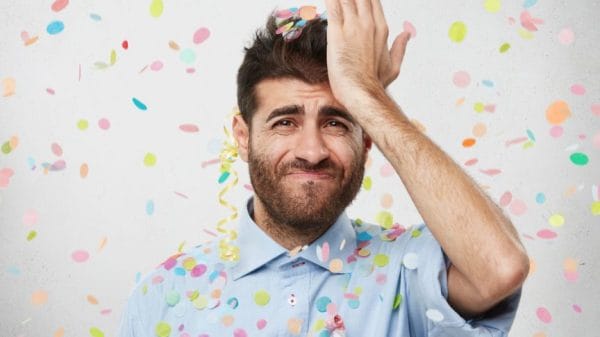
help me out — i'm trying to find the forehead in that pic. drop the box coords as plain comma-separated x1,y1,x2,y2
254,78,345,117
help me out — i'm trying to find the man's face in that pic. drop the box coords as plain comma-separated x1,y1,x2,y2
233,78,371,230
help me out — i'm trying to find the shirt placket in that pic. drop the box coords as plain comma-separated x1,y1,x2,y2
278,258,311,337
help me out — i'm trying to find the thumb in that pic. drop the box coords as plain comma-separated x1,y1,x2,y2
389,31,410,79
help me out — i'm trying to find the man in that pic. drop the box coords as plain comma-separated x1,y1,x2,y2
119,1,529,336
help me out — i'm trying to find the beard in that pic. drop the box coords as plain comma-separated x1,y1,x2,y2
248,144,366,232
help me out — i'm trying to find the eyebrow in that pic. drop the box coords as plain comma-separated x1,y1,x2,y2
265,104,356,125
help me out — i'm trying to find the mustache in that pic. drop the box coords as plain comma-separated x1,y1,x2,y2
279,159,337,174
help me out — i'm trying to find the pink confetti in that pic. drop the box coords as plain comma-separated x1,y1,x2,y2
243,184,254,191
464,158,478,166
150,61,163,71
572,304,582,313
51,0,69,12
203,229,217,237
505,136,528,146
46,88,55,95
593,132,600,150
191,264,207,277
558,28,574,45
50,159,66,171
98,118,110,130
193,27,211,44
509,199,527,216
549,126,563,138
452,71,471,88
256,319,267,330
499,191,512,207
233,329,247,337
536,307,552,323
537,229,557,239
0,168,15,187
380,163,394,177
402,21,416,38
592,103,600,117
319,242,330,262
21,210,37,227
570,84,586,95
479,168,501,176
100,309,112,315
201,158,220,168
152,275,164,284
179,124,199,133
51,142,63,156
484,104,496,113
520,10,544,32
375,273,387,285
163,257,177,270
71,250,90,263
186,68,196,74
564,271,578,282
174,191,189,199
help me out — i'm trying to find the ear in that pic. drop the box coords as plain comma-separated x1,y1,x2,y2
232,114,250,162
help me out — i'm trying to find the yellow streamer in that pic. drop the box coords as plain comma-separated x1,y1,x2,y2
216,110,241,262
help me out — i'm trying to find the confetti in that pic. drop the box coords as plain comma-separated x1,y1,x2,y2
2,77,16,97
98,118,110,130
462,138,476,147
149,0,164,18
499,42,511,53
448,22,467,43
132,97,148,110
54,327,65,337
520,10,543,31
51,0,69,12
22,209,38,226
484,0,501,13
193,28,211,44
546,100,571,125
0,168,15,188
21,31,39,46
51,142,63,156
31,289,48,305
570,152,589,166
509,198,527,215
77,119,89,130
179,49,196,64
47,21,65,35
26,230,37,241
179,124,199,133
570,84,585,95
536,307,552,323
558,27,574,45
254,290,270,306
72,250,90,263
452,71,471,88
146,200,154,215
537,229,557,239
150,61,163,71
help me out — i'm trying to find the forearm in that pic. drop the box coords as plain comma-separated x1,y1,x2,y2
349,88,529,311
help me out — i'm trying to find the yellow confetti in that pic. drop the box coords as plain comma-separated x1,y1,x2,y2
2,77,16,97
149,0,164,18
484,0,501,13
448,22,467,43
110,49,117,65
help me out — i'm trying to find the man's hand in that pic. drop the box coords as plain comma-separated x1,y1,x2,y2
325,0,410,108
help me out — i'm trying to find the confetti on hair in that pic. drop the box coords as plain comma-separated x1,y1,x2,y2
274,6,327,41
215,109,242,261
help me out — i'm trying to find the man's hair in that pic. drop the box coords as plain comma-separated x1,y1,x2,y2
236,15,329,126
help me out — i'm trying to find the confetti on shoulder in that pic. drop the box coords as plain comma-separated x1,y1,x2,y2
132,97,147,110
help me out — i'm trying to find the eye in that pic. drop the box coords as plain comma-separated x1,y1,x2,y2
325,119,348,129
273,119,295,128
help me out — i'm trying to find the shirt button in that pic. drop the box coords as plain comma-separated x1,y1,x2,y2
288,293,297,306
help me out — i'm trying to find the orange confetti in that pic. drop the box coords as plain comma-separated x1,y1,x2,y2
54,327,65,337
455,97,465,106
168,40,180,50
87,294,99,305
211,289,221,299
472,123,487,137
98,236,107,251
2,77,16,97
545,100,571,125
9,135,19,149
299,6,317,20
462,138,476,147
564,258,578,272
31,289,48,305
80,163,89,178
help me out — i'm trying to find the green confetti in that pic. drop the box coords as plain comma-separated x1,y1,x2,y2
376,211,393,229
411,229,422,238
393,294,403,309
1,141,11,154
570,152,589,166
89,327,105,337
499,42,511,53
362,176,372,190
27,230,37,241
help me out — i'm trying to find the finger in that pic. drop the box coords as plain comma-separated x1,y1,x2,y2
370,0,386,23
389,32,410,78
355,0,373,18
325,0,344,26
339,0,358,22
370,0,389,61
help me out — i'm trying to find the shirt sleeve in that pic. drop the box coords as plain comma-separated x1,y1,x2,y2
403,224,522,337
117,287,146,337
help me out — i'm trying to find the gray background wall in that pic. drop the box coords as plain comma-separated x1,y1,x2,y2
1,0,599,336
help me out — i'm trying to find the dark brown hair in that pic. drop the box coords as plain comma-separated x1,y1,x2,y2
236,15,329,126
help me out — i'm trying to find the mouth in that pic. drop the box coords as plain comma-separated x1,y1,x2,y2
286,170,335,180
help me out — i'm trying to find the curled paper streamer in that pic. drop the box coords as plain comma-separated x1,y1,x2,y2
216,111,241,262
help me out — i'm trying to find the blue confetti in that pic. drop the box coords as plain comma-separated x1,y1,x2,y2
89,13,102,21
47,20,65,35
357,231,373,242
146,200,154,215
135,271,142,283
536,193,546,204
218,171,230,184
526,129,536,142
132,97,148,111
523,0,538,8
482,79,494,88
6,265,21,276
174,267,186,276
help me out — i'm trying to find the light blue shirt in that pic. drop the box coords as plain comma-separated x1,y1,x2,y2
119,198,521,337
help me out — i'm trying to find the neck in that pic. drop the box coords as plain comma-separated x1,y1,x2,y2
251,197,332,250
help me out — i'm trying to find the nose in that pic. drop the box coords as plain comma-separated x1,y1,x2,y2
293,125,330,165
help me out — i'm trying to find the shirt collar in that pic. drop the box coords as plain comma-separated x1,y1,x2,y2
229,197,357,280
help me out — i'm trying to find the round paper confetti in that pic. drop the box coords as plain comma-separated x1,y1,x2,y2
499,191,512,207
72,250,90,263
80,163,89,178
373,254,389,267
132,97,148,111
548,214,565,227
545,100,571,125
257,319,267,330
54,327,65,337
150,0,164,18
499,42,510,53
89,327,105,337
448,22,467,43
179,124,199,133
380,193,393,209
472,123,487,137
155,322,171,337
51,142,63,156
180,49,196,64
569,152,588,166
484,0,501,13
570,84,586,95
536,307,552,323
254,290,270,306
315,296,331,312
77,119,89,130
31,289,48,305
98,118,110,130
47,21,65,35
558,28,574,45
287,318,302,335
376,211,393,228
549,125,563,138
150,61,163,71
193,27,211,44
51,0,69,12
537,229,557,239
453,70,471,87
233,329,247,337
509,198,527,216
22,209,38,226
591,103,600,116
144,153,157,167
329,258,343,272
402,253,419,269
591,201,600,216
